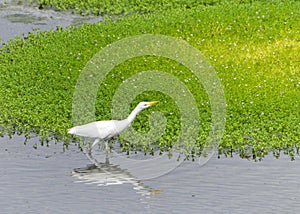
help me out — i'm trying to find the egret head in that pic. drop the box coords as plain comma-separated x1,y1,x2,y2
138,101,159,111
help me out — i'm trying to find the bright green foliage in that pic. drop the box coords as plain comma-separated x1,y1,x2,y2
33,0,271,15
0,1,299,159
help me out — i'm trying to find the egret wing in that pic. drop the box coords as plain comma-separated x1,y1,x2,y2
68,121,114,139
68,119,131,139
94,120,118,139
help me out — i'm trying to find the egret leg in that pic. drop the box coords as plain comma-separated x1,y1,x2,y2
91,138,100,149
105,141,110,164
86,139,100,166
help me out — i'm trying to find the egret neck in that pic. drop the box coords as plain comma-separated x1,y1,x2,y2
127,105,143,123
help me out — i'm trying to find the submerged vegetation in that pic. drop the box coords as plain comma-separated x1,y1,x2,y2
0,0,299,160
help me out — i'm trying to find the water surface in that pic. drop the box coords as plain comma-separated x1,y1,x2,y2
1,135,300,213
0,0,103,45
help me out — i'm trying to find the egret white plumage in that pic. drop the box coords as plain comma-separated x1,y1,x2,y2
68,101,159,163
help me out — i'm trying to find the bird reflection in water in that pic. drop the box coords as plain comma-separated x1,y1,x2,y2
71,162,162,197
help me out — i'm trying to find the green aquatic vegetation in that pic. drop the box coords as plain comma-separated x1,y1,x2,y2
0,1,299,159
30,0,264,15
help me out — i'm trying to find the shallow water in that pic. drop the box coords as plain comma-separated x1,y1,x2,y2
1,135,300,213
0,0,103,45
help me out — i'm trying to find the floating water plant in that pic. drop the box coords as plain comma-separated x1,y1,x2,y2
0,0,299,160
33,0,252,16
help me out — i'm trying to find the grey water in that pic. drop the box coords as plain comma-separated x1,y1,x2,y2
1,134,300,213
1,2,300,213
0,0,104,45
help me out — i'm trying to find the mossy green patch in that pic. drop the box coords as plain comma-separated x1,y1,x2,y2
33,0,242,15
0,1,299,159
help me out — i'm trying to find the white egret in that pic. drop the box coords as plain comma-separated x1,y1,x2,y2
68,101,159,163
